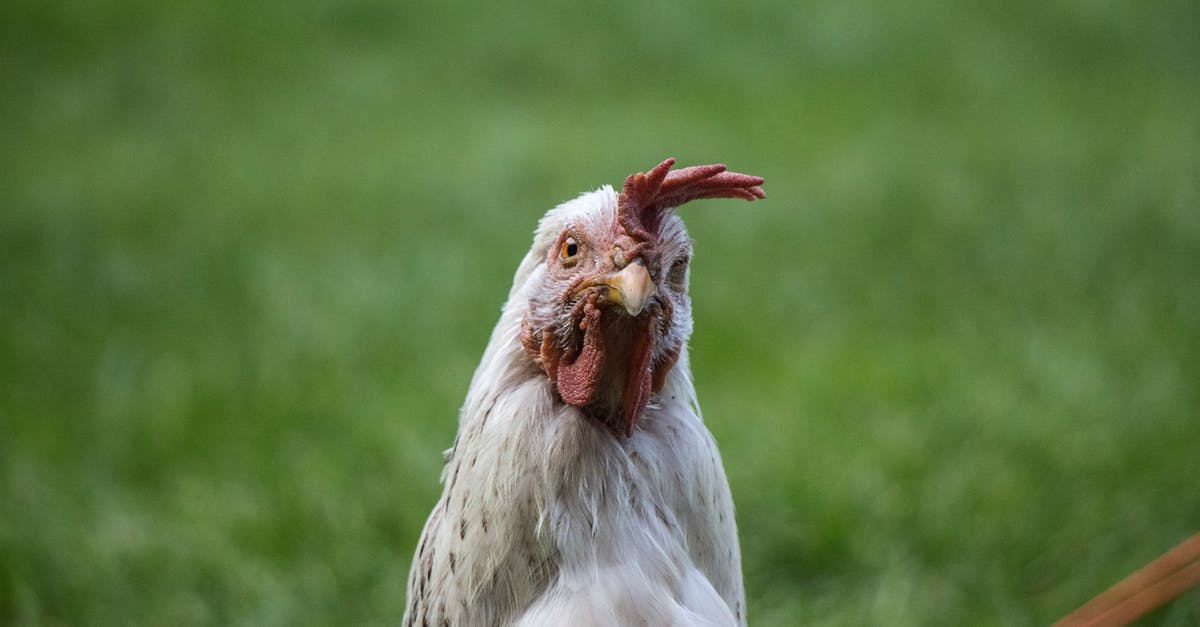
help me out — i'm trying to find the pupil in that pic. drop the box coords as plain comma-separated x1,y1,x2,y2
566,242,578,257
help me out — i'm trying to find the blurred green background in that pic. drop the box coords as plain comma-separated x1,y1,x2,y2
2,0,1198,624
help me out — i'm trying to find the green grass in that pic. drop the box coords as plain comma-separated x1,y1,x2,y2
2,1,1198,624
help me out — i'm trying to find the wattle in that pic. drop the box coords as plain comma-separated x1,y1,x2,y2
555,302,660,437
556,302,605,408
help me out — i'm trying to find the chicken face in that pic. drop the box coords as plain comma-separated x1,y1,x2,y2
521,158,764,438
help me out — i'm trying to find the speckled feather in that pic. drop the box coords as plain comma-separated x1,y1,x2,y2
404,162,761,626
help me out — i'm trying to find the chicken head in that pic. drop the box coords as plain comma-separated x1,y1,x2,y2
520,158,765,437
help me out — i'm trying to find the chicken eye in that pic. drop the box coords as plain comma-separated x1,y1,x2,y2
667,257,689,290
560,237,580,265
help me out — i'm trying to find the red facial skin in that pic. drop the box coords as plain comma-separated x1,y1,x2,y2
522,159,764,437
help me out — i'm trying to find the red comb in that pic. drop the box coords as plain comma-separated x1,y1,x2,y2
617,158,765,238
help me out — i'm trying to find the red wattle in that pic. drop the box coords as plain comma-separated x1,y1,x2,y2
556,302,604,408
622,310,658,437
554,301,660,438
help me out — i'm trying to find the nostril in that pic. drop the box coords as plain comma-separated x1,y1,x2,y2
612,246,627,268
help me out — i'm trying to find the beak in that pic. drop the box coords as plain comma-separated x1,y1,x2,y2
577,260,658,316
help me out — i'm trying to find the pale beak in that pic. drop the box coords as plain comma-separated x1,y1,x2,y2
573,260,658,316
599,260,657,316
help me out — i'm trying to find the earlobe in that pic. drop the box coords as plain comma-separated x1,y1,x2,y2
539,325,561,381
520,317,548,373
520,313,569,384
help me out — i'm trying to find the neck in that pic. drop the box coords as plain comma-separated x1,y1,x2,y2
423,277,713,622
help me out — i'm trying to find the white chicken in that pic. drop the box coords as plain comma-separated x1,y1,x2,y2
404,158,765,626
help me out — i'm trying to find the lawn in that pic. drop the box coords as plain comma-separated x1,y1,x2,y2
2,1,1198,624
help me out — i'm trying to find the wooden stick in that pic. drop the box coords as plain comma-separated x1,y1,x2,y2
1055,532,1200,627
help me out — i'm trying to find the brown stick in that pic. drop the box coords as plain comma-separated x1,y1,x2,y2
1054,532,1200,627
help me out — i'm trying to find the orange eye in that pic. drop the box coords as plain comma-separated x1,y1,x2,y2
560,237,580,262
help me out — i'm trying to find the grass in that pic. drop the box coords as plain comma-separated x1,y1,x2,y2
2,0,1198,624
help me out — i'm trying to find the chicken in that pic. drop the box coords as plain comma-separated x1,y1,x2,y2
404,158,765,627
